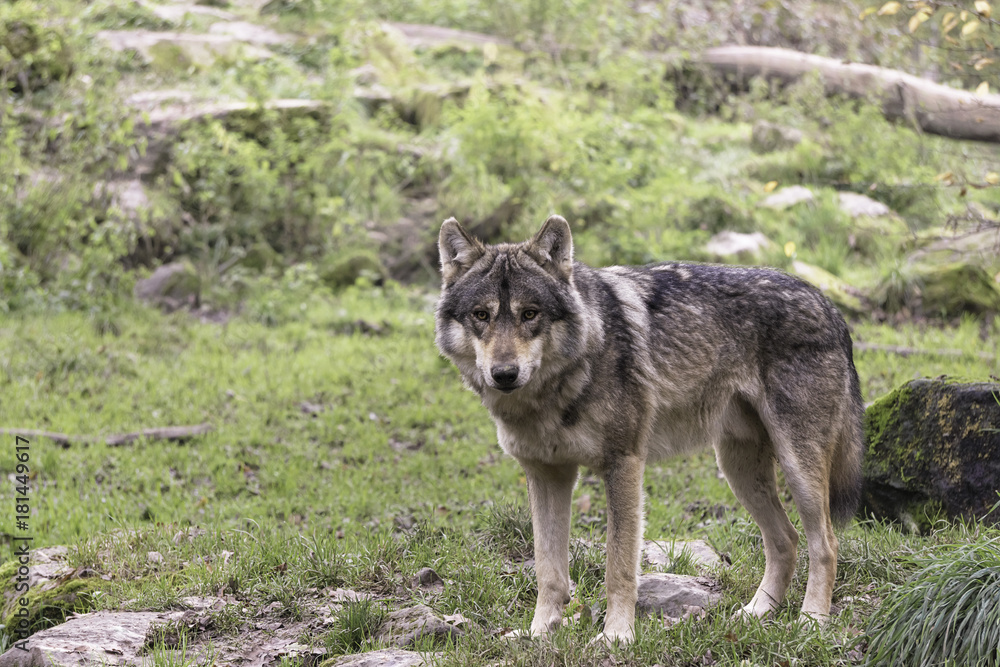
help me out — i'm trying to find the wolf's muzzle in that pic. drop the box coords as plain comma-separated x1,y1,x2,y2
491,364,520,391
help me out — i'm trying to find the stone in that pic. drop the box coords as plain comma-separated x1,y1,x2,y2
374,605,463,648
0,611,181,667
862,379,1000,531
789,261,867,316
837,192,891,218
410,567,443,589
705,231,775,261
134,261,201,310
0,547,102,637
643,539,724,572
207,20,290,45
909,226,1000,275
750,120,803,154
760,185,814,210
875,261,1000,318
329,649,431,667
635,574,722,621
96,30,273,70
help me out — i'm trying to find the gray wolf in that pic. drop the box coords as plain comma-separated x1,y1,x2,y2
435,215,864,643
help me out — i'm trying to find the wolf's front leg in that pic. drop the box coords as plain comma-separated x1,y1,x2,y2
599,455,645,644
520,460,578,637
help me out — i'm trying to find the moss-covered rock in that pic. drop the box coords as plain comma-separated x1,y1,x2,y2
789,260,867,317
1,577,100,637
875,261,1000,319
861,378,1000,531
750,120,803,154
0,547,101,638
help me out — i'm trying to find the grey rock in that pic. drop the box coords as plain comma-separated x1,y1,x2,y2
704,231,774,260
96,30,274,69
134,261,201,310
375,605,463,648
411,567,443,589
751,120,803,153
636,573,722,620
0,611,182,667
207,21,290,45
643,539,724,572
837,192,891,218
760,185,814,210
332,649,432,667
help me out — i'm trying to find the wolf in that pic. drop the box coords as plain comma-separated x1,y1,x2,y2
435,214,864,643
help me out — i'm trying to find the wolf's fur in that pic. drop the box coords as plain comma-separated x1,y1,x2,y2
435,215,864,643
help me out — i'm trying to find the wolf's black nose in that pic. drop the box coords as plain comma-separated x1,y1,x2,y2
491,365,519,387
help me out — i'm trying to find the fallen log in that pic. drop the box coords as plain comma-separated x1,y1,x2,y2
696,45,1000,143
0,424,213,447
853,341,995,362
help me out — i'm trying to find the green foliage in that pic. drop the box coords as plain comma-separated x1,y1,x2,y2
0,1,74,93
166,109,406,262
866,536,1000,667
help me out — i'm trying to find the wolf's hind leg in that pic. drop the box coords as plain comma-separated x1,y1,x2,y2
715,437,798,618
521,460,578,637
779,460,838,622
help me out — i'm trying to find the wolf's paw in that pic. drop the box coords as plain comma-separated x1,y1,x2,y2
732,591,781,622
731,605,769,623
589,627,634,647
797,610,831,627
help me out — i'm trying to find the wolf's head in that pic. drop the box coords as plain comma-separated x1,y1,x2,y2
435,215,588,397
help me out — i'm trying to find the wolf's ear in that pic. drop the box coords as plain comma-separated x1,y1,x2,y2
528,215,573,281
439,217,485,284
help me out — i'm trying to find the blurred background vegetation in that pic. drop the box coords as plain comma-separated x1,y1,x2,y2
1,0,998,323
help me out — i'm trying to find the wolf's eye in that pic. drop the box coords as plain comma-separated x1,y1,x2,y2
473,310,489,321
522,310,537,321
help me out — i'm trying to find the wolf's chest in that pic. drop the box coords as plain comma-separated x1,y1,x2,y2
493,411,608,468
489,392,721,469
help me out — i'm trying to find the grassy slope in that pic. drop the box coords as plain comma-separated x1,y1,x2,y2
2,0,1000,664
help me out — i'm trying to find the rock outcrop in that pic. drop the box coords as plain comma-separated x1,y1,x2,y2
862,378,1000,531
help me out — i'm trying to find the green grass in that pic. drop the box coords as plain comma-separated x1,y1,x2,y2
1,282,998,664
865,535,1000,667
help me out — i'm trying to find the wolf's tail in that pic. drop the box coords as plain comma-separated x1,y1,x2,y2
829,339,866,527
